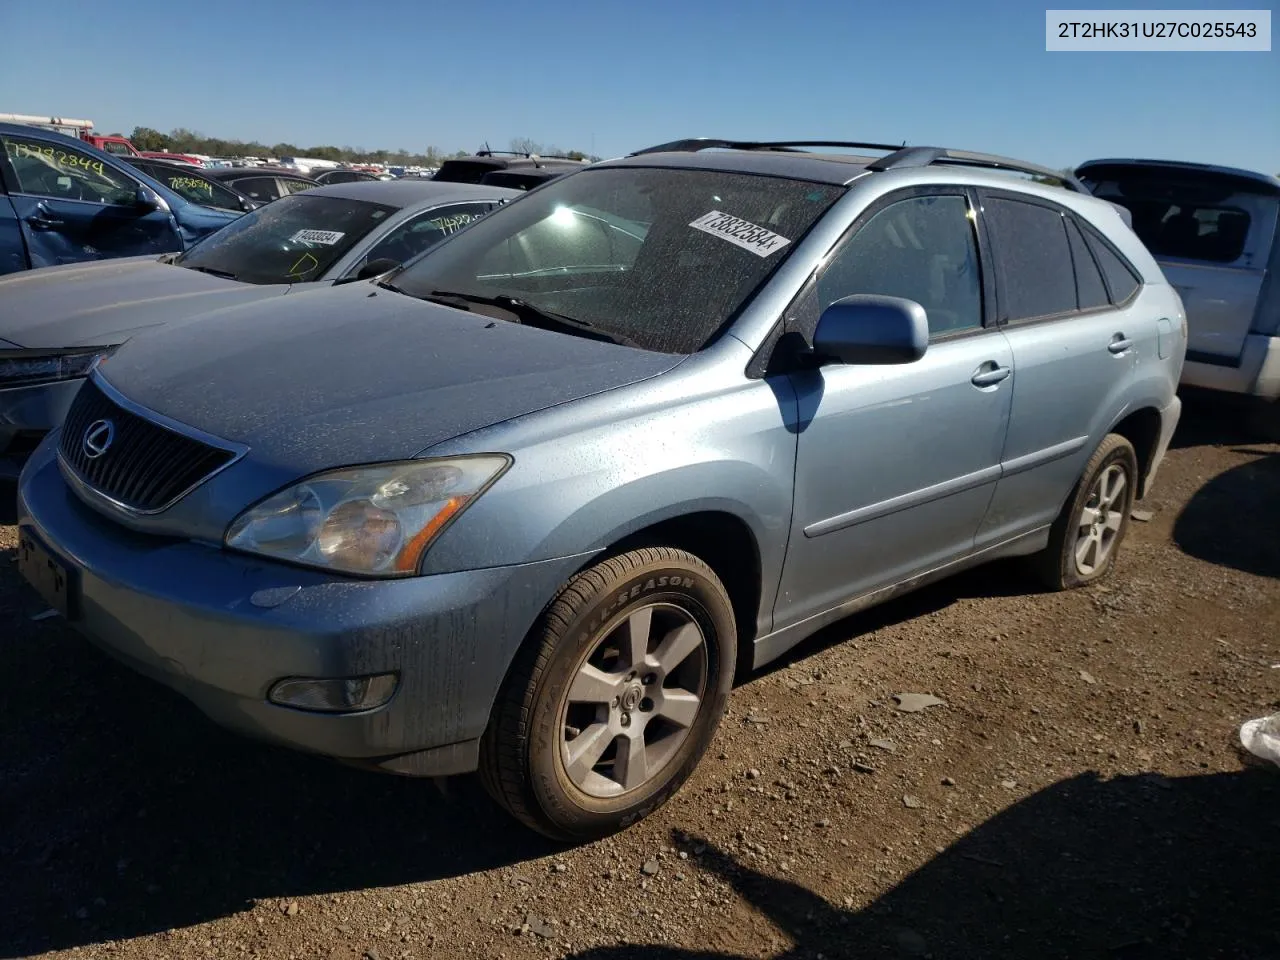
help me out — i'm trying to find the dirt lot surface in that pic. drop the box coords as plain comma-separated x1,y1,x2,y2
2,392,1278,960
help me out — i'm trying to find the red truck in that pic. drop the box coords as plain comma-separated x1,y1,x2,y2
0,113,203,165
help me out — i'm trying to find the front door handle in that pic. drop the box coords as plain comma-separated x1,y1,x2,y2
25,208,64,229
1108,334,1133,354
971,364,1011,388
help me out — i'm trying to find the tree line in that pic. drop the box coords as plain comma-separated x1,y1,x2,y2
123,128,600,165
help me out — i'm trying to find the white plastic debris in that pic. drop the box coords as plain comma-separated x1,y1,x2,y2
1239,713,1280,769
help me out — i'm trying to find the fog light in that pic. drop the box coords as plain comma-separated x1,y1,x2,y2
268,673,398,713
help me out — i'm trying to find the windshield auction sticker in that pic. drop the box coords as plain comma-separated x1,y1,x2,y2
689,211,791,257
288,229,345,245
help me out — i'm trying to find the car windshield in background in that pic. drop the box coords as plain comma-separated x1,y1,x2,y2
174,194,396,284
135,163,247,212
389,167,843,354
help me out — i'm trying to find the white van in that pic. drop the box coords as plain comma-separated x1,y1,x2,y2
1077,159,1280,401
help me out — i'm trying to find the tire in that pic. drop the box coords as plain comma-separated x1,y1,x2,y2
479,547,737,842
1031,433,1139,591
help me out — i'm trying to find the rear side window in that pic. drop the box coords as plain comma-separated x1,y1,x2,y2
231,176,280,202
1065,218,1109,310
1082,225,1142,304
984,196,1076,321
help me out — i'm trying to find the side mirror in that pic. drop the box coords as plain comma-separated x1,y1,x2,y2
812,294,929,365
239,197,257,212
355,257,402,281
135,186,161,211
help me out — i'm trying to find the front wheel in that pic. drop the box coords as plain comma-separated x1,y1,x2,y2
1032,433,1138,591
479,547,737,841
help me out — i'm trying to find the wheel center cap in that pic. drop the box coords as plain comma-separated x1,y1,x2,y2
621,685,643,711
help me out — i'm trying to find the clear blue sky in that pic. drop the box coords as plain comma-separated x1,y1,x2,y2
5,0,1277,172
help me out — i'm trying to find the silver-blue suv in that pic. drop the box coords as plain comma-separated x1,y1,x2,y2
16,138,1186,840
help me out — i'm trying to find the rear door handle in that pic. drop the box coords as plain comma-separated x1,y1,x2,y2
970,364,1011,388
1108,334,1133,354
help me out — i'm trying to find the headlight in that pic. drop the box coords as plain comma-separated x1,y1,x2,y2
0,346,116,389
224,455,511,577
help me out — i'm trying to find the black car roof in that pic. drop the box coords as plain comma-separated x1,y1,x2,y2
205,167,317,181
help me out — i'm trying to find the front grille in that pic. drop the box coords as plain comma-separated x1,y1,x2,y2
59,379,236,513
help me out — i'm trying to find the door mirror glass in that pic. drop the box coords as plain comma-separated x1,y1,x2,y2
813,294,929,365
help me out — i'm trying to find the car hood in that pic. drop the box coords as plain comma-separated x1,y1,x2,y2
97,282,684,475
0,256,288,348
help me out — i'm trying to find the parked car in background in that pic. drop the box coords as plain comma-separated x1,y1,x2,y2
1077,158,1280,401
15,137,1184,840
433,150,587,185
203,166,321,204
479,164,577,191
311,169,381,186
121,156,259,213
0,122,240,276
0,179,518,475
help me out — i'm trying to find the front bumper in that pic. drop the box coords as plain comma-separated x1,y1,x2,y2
17,442,590,776
0,377,84,469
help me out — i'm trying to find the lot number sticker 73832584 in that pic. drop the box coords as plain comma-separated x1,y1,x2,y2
689,210,791,258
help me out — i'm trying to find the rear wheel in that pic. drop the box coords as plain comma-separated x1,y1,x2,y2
1032,433,1138,591
479,547,736,841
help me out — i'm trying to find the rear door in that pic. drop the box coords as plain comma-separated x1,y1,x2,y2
0,132,178,267
1078,164,1278,365
976,190,1147,545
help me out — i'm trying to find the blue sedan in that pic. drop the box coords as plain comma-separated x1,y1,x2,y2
0,122,240,275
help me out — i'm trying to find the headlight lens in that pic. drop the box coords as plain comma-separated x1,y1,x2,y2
0,347,116,388
224,455,510,576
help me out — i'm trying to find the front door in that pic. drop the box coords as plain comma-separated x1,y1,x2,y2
774,189,1013,631
0,133,178,268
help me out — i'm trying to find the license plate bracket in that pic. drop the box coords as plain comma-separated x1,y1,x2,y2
17,526,80,620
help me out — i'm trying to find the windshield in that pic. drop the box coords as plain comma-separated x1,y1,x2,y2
175,194,396,284
390,167,842,353
140,164,247,212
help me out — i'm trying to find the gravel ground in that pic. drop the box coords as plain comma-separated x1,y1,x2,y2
1,391,1277,960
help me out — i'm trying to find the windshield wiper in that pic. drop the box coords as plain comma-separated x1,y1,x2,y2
422,290,639,347
182,264,238,280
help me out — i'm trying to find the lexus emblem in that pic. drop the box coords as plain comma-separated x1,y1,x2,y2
82,419,115,459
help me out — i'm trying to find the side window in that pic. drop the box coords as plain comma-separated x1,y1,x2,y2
232,177,281,202
102,141,134,156
983,196,1076,322
361,202,493,267
1065,218,1109,310
2,136,137,206
817,194,983,337
279,178,318,195
1082,226,1142,305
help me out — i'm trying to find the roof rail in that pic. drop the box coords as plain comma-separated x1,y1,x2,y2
869,147,1088,192
629,138,907,157
628,138,1087,192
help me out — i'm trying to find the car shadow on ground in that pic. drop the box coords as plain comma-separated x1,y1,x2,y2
568,768,1280,959
1169,388,1279,449
1173,450,1280,579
